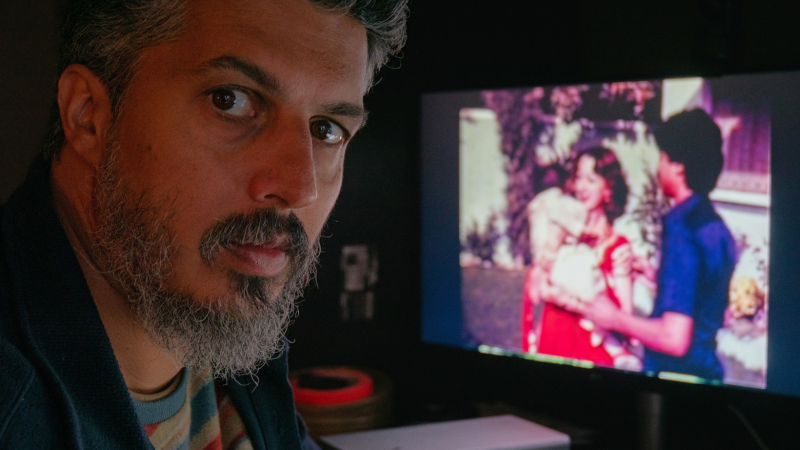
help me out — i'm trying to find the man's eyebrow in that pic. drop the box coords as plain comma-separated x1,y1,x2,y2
194,55,368,126
321,102,369,127
193,55,283,95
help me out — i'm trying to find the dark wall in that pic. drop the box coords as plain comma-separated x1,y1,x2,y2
0,0,63,203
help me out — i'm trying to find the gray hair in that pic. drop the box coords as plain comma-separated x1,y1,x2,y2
42,0,409,162
309,0,409,77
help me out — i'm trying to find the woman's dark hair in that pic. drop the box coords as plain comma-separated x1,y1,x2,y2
574,147,629,223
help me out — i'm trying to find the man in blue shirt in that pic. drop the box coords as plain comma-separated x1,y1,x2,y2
581,109,736,381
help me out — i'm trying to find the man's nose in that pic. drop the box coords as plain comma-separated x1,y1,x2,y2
246,118,318,210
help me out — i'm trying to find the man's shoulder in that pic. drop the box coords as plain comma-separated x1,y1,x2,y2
0,337,63,447
219,346,322,450
0,206,65,446
686,199,734,246
0,337,36,416
684,196,725,230
671,198,735,277
694,216,734,244
677,197,731,243
0,203,17,345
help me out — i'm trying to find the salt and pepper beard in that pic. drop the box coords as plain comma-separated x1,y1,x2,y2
91,141,320,379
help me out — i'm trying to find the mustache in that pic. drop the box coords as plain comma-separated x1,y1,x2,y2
199,209,309,266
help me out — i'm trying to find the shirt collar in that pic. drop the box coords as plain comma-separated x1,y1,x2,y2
665,193,702,224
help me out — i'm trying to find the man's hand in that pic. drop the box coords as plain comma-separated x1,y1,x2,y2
580,294,620,330
584,298,694,357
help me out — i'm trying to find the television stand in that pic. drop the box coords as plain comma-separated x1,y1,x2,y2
637,391,664,450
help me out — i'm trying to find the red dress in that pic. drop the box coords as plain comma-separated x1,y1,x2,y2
520,268,538,354
528,234,631,366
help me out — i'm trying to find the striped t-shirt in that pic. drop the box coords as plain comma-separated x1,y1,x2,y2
130,368,252,450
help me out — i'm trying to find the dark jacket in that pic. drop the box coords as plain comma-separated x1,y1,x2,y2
0,157,318,449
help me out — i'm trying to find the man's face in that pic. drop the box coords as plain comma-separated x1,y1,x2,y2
90,0,368,374
657,151,682,199
108,0,367,302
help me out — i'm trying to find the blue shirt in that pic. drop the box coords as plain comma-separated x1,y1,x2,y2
644,194,736,381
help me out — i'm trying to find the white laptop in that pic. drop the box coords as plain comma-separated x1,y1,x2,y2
319,414,571,450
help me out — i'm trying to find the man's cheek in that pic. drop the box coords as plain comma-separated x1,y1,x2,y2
299,193,339,243
317,161,344,205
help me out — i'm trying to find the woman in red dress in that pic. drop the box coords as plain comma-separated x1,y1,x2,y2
522,147,634,367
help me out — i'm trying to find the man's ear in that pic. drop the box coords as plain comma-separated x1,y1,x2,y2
57,64,113,168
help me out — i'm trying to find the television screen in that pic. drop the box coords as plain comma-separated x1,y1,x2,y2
422,72,798,395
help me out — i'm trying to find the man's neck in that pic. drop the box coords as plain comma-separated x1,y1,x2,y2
50,152,183,395
670,185,694,206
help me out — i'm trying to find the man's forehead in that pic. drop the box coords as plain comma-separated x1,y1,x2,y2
187,0,368,63
181,0,370,94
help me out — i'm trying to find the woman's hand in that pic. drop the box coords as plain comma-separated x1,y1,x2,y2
539,278,584,312
632,254,657,290
524,266,544,305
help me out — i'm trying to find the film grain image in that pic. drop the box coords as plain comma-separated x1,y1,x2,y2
460,77,770,388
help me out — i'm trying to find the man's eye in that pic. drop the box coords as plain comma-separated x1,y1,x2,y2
310,119,345,144
211,88,254,117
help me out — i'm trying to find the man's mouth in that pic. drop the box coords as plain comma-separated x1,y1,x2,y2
225,241,289,278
